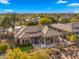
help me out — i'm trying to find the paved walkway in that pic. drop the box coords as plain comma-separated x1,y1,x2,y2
32,43,58,49
0,54,5,59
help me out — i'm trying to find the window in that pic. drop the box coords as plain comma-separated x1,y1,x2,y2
74,27,79,29
73,32,79,34
17,39,20,44
23,40,25,44
25,40,29,44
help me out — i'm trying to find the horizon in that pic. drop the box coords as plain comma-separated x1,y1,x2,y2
0,0,79,13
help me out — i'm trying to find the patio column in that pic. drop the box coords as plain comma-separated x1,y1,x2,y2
61,35,63,40
20,39,23,45
39,38,41,45
29,38,32,44
58,36,62,41
53,36,56,43
44,38,46,47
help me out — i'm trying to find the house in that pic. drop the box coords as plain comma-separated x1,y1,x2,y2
14,25,64,48
14,22,79,48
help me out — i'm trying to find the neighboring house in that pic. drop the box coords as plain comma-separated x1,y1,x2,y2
32,17,40,22
50,22,79,38
25,17,40,23
25,18,31,22
63,15,71,19
0,29,10,39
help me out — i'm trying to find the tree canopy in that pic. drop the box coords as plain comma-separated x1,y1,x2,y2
6,48,49,59
0,42,8,53
39,17,52,25
0,15,11,29
70,34,77,42
70,18,79,23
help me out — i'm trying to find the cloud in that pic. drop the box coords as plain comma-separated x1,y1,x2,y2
74,9,79,13
46,7,52,10
68,3,79,7
75,10,79,13
0,0,10,4
3,9,14,13
0,9,14,13
56,0,68,4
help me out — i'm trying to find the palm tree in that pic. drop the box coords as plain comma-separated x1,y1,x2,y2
9,13,19,30
8,13,19,48
0,15,10,39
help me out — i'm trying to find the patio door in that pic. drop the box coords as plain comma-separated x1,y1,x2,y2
31,37,42,45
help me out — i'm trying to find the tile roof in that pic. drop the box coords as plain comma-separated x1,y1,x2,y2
50,23,73,32
15,25,64,39
25,26,42,33
43,27,63,37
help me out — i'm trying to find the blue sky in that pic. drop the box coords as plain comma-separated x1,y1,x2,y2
0,0,79,13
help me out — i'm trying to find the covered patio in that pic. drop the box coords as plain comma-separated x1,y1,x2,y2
31,28,64,49
32,36,64,49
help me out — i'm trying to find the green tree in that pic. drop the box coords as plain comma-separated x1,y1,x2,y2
0,43,8,53
8,13,19,30
1,13,19,30
26,21,38,26
59,18,70,23
39,17,52,25
17,21,26,26
1,15,10,29
47,16,57,23
70,34,77,42
1,13,19,48
70,18,79,23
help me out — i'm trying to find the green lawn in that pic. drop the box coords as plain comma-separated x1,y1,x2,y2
17,44,33,52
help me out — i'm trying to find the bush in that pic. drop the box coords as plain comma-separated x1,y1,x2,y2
26,21,38,26
6,48,30,59
0,43,8,53
6,48,49,59
58,44,65,51
71,46,76,48
69,34,77,42
31,49,49,59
